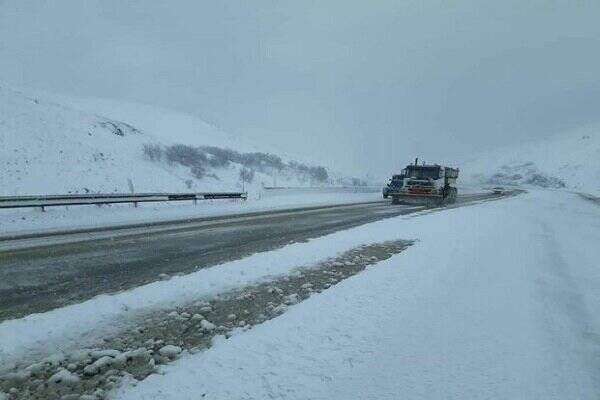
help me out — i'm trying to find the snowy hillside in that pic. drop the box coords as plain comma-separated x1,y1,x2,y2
459,127,600,196
0,86,363,197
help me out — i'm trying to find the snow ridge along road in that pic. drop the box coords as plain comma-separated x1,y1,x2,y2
0,240,414,399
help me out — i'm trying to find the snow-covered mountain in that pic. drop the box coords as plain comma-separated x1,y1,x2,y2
458,127,600,196
0,86,363,197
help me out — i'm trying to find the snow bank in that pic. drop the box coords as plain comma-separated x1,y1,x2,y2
113,191,600,399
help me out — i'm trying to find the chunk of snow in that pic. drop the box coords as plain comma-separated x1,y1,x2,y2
83,356,114,376
47,369,80,386
191,314,204,321
90,349,121,359
41,353,65,366
0,370,30,383
25,362,46,375
158,345,182,359
200,320,216,332
283,294,299,305
67,349,92,362
198,306,212,313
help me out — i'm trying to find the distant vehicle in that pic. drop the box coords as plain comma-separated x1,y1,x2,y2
389,158,459,206
492,186,505,195
382,174,405,198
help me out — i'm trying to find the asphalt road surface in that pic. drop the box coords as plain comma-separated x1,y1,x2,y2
0,193,504,321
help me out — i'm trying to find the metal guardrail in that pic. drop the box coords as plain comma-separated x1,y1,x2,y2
0,192,247,211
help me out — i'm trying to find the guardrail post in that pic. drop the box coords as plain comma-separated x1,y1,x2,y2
40,205,45,212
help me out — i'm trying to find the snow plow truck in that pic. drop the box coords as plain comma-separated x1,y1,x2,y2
389,158,459,206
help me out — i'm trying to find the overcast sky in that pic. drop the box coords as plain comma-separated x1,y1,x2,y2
1,0,599,177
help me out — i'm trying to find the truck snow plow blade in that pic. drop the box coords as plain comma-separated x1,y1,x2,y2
390,191,457,206
390,193,441,206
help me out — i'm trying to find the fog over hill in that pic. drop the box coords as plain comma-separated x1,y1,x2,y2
2,1,600,178
458,127,600,196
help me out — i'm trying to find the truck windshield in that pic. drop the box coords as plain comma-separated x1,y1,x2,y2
406,167,440,179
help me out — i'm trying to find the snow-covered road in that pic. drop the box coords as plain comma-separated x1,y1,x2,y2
113,190,600,399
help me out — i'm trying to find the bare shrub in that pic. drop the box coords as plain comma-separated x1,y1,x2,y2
190,165,206,179
164,144,210,180
201,146,286,173
239,167,255,184
201,146,232,168
163,143,330,184
202,146,241,164
143,144,163,161
288,160,308,174
309,166,328,182
165,144,207,166
241,152,285,172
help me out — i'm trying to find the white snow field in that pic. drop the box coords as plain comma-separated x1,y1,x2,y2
1,191,598,399
110,190,599,400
